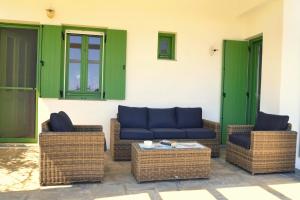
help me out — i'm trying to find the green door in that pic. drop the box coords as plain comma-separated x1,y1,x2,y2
247,37,263,124
0,26,39,143
221,40,249,144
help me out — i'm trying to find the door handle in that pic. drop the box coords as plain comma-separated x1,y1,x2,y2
223,92,226,98
246,92,249,98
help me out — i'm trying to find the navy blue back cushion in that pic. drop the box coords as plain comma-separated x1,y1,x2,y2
148,108,177,128
176,107,203,128
58,111,75,131
254,112,289,131
118,105,148,128
50,113,74,132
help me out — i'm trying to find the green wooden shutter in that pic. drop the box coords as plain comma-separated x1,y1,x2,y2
247,37,263,124
104,29,126,100
39,25,62,98
221,40,249,144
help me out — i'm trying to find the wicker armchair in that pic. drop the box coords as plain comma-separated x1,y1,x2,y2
40,120,105,185
110,118,220,161
226,124,297,175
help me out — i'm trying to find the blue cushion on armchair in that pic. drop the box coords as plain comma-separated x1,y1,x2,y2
176,107,203,128
148,108,177,128
229,133,251,149
118,105,148,128
254,112,289,131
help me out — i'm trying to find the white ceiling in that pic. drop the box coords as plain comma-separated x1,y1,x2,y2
233,0,275,16
40,0,275,19
195,0,275,17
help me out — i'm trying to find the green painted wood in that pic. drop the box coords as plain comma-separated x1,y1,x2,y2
221,40,249,144
0,89,36,140
104,29,127,100
158,32,175,60
64,33,103,100
0,24,39,143
247,37,263,124
40,25,62,98
0,27,37,88
0,30,8,86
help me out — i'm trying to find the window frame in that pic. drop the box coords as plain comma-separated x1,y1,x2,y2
157,32,176,60
63,29,105,100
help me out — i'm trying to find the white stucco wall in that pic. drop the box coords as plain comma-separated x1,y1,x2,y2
0,0,242,147
236,0,300,169
238,0,283,114
1,1,298,169
280,0,300,169
237,0,300,169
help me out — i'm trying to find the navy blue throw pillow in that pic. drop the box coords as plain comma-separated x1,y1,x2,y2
58,111,75,131
254,112,289,131
176,107,203,128
50,112,75,132
118,105,148,128
50,113,68,132
148,108,177,128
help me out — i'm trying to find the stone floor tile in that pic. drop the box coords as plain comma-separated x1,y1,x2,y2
1,146,300,200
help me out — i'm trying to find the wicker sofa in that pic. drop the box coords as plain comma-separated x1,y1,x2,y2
226,112,297,175
40,120,105,185
110,106,220,160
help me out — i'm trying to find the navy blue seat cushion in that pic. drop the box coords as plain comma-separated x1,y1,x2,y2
58,111,75,131
118,105,148,128
148,108,177,128
229,133,251,149
120,128,154,140
150,128,186,139
184,128,216,139
176,107,203,128
254,112,289,131
50,113,74,132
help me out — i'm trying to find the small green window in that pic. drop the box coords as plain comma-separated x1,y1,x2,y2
158,32,175,60
65,31,104,100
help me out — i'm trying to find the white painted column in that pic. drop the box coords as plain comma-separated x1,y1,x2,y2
280,0,300,169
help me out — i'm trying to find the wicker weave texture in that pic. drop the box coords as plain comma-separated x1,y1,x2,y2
111,118,220,161
226,124,297,174
40,121,104,185
131,143,211,182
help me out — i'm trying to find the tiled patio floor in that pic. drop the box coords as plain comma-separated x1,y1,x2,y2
0,145,300,200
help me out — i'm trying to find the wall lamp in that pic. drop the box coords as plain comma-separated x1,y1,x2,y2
46,9,55,19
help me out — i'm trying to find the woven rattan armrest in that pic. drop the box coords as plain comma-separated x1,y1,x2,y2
251,130,297,136
39,131,104,149
111,118,121,141
203,119,220,142
203,119,220,131
41,120,103,132
40,131,103,136
250,130,297,149
74,125,103,132
228,125,254,135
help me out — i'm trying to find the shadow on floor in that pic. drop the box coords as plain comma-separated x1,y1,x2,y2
1,147,300,200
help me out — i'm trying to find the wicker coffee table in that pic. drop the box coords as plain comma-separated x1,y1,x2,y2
131,142,211,183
